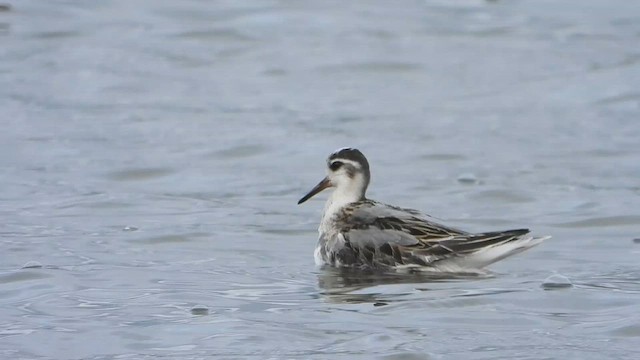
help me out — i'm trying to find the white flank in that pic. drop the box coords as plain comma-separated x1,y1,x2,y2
313,245,325,266
430,235,551,272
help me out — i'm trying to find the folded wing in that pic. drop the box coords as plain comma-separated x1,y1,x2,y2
338,201,539,268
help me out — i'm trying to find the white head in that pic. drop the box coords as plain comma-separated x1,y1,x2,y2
298,148,371,205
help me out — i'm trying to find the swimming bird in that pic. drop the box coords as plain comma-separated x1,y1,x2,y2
298,148,549,271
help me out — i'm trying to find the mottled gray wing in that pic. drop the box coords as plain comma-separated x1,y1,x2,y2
344,200,467,240
335,201,468,266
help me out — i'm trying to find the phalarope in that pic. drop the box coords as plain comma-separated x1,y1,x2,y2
298,148,549,271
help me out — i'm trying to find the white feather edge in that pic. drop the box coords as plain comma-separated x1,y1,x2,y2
424,235,551,273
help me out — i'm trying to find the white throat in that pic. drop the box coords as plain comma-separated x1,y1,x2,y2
320,177,366,227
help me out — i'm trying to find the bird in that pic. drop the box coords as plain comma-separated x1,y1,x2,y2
297,147,549,272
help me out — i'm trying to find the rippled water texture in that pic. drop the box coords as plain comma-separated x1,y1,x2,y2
2,1,640,359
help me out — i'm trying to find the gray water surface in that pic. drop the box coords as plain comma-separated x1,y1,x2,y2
2,1,640,359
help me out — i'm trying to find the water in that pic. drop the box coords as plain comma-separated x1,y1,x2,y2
1,0,639,359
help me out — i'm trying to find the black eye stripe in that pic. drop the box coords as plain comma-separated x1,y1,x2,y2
329,161,343,171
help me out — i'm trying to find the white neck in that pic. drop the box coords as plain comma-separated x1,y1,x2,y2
321,182,365,227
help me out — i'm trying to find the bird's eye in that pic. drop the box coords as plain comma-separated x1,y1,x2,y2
329,161,343,171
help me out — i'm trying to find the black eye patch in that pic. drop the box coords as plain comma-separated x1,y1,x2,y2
329,161,343,171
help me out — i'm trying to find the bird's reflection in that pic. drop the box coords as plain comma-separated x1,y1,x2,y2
317,266,490,305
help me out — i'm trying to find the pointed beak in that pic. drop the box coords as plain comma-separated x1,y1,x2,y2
297,177,332,204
